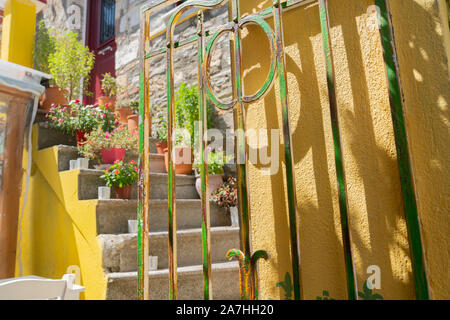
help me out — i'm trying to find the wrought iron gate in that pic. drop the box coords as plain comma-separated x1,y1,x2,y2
138,0,430,300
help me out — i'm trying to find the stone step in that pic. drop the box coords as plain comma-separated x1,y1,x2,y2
54,145,165,173
78,169,198,200
106,261,240,300
99,226,240,272
95,199,231,234
36,123,159,153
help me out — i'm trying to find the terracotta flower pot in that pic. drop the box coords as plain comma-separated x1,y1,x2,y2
75,130,90,146
163,146,193,175
114,185,132,200
100,148,126,164
195,174,224,198
156,141,168,155
115,107,133,123
97,96,116,111
40,86,68,110
127,114,139,133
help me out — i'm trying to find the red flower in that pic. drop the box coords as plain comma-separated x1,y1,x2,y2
75,99,80,103
134,167,139,173
105,168,109,173
83,101,86,104
105,104,110,109
129,160,135,165
114,159,121,164
114,169,120,175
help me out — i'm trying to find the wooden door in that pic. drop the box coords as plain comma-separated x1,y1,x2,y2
86,0,116,104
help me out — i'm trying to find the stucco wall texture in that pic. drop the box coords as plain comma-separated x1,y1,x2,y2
237,0,449,300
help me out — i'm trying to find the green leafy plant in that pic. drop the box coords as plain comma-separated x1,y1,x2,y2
316,290,336,300
276,272,294,300
34,20,55,75
194,146,229,175
46,100,117,135
129,100,139,114
174,82,212,147
358,281,384,300
155,112,167,142
211,176,237,208
101,73,118,97
100,160,139,188
78,126,138,161
48,31,95,101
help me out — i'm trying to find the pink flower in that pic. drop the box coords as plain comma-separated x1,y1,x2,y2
58,119,64,123
83,101,86,104
52,116,57,121
101,114,106,119
105,104,110,109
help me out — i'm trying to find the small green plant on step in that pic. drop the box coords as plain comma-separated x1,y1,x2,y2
100,160,138,188
101,73,119,97
358,280,384,300
276,272,294,300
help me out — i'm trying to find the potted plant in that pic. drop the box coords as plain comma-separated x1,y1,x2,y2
115,99,134,124
127,100,141,133
34,20,68,110
164,130,194,175
46,100,117,146
154,112,167,154
162,83,212,174
79,125,138,164
211,176,238,208
193,146,228,197
98,73,118,110
100,160,138,199
48,30,95,102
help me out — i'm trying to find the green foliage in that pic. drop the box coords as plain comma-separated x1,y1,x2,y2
78,126,138,161
130,100,139,114
100,160,138,188
101,73,118,97
194,147,229,175
174,82,212,147
155,112,167,141
316,290,336,300
276,272,294,300
46,101,117,135
34,20,55,75
358,281,384,300
48,31,95,101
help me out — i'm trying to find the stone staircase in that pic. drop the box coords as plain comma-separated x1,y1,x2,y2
35,122,241,300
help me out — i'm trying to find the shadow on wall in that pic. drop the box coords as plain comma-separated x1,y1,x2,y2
240,0,448,299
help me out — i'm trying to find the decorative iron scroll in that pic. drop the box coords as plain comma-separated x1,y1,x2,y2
138,0,429,300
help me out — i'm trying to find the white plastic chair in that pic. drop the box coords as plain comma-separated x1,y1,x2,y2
0,274,85,300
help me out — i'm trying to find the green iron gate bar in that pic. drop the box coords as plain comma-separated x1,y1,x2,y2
137,0,430,300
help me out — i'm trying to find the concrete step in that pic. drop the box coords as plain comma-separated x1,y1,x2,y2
95,199,231,234
37,123,76,150
106,261,240,300
36,123,159,153
78,169,198,200
54,145,165,173
99,226,240,272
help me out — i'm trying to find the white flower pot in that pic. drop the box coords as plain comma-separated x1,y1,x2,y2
98,187,111,200
195,174,224,198
69,160,77,170
128,220,138,233
77,158,89,170
149,256,158,271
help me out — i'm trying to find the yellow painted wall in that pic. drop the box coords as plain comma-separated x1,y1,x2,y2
16,126,107,300
238,0,449,300
1,0,37,67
